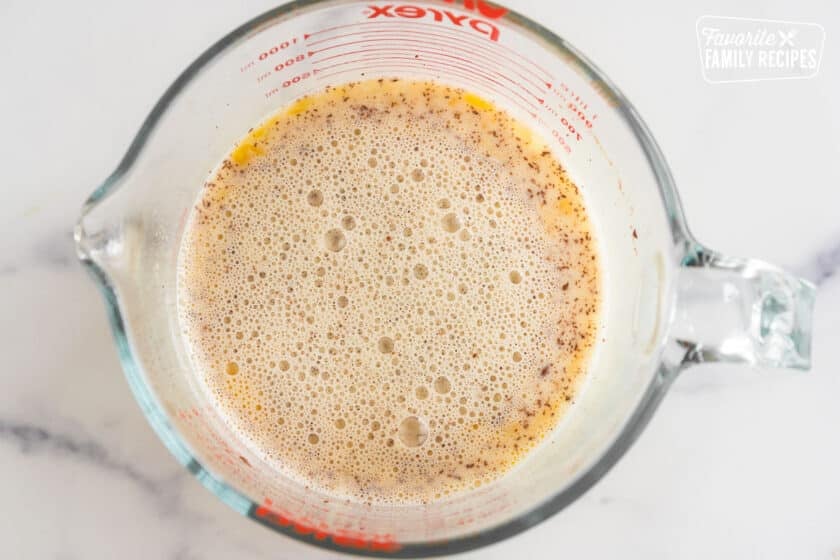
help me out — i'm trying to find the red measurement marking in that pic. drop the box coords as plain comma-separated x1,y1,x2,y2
365,4,501,41
314,61,538,119
315,55,539,110
305,20,553,82
554,82,591,106
254,499,401,553
308,32,547,92
559,116,582,141
257,36,299,61
312,45,542,103
273,53,306,73
442,0,509,19
566,100,596,129
241,36,302,73
176,408,258,485
261,72,313,97
556,83,589,110
287,71,311,85
551,82,598,129
551,129,572,154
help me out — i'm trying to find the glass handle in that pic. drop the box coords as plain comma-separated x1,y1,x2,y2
669,245,816,371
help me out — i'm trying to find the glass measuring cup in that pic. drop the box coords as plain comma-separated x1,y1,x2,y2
74,0,816,556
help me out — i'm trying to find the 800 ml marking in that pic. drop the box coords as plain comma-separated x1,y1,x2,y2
275,54,306,73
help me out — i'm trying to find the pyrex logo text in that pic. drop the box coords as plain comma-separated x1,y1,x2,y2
367,5,501,42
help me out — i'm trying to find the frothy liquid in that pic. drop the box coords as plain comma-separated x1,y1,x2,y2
178,79,600,504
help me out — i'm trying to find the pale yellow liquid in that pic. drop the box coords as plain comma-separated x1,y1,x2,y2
178,79,600,504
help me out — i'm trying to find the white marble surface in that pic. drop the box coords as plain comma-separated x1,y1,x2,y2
2,0,839,558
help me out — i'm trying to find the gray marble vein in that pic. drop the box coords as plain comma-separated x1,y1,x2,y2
0,230,76,274
799,234,840,287
171,545,204,560
32,230,76,268
0,417,185,512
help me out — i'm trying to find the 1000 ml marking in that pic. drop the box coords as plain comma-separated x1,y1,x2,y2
241,36,301,72
259,37,299,61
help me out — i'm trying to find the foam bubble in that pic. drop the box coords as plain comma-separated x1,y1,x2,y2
324,229,346,252
441,213,461,233
341,216,356,230
398,416,428,447
307,190,324,207
433,376,451,394
378,337,395,354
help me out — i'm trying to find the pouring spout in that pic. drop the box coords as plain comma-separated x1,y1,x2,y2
74,175,127,267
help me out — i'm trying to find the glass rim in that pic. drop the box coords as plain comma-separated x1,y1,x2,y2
75,0,693,556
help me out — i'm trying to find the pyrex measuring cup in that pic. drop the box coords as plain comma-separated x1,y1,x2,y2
74,0,816,556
